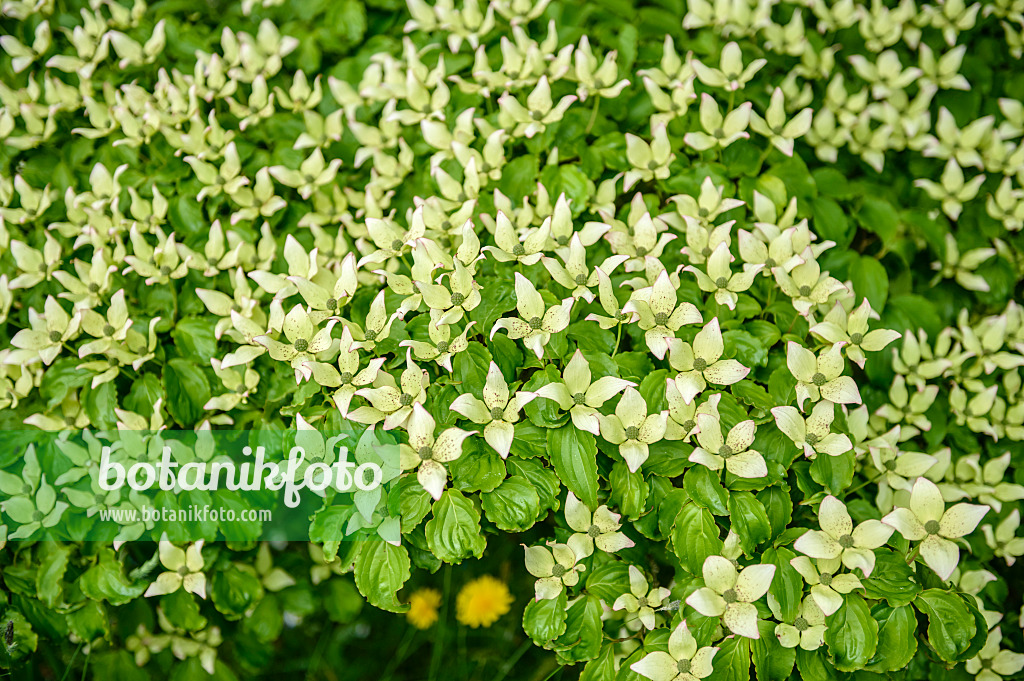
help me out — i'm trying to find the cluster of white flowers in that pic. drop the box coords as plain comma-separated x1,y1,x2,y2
1,0,1023,677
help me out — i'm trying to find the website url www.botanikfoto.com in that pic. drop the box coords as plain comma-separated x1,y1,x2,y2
97,506,274,524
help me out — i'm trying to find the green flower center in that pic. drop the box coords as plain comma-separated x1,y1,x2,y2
799,285,812,296
693,358,708,371
21,483,32,494
32,510,44,522
850,332,864,344
326,298,338,310
722,589,738,604
884,458,897,471
390,239,403,251
677,659,692,674
178,565,191,576
160,265,171,276
512,244,526,256
794,616,809,631
636,596,649,608
450,292,465,306
294,338,309,352
812,372,827,386
839,534,854,549
418,446,432,461
528,317,543,330
764,258,776,269
88,283,100,293
698,208,709,218
400,393,414,406
635,246,649,257
556,235,569,246
647,161,659,170
818,573,832,586
654,312,669,326
925,520,940,534
551,564,566,578
49,330,62,342
805,432,819,445
587,524,602,538
436,341,449,353
625,426,640,440
701,246,712,257
575,274,587,286
364,329,378,341
715,276,729,288
718,445,733,458
338,372,353,384
490,407,504,420
103,324,115,336
681,419,696,431
572,393,586,405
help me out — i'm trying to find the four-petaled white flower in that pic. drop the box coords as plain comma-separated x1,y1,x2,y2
614,565,672,630
882,476,989,581
689,413,766,479
789,556,861,616
787,341,862,410
599,387,667,472
450,361,536,458
630,620,718,681
144,535,207,599
686,555,775,639
535,350,635,435
524,541,586,600
491,272,574,359
667,318,749,403
398,403,476,500
564,491,634,557
794,495,894,577
772,402,853,459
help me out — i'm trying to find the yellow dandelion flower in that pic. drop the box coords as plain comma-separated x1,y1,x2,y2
456,575,513,628
406,588,442,629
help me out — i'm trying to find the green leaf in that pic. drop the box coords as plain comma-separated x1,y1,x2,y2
865,604,917,672
811,197,852,249
608,461,648,519
480,475,541,531
452,342,494,400
523,590,568,644
79,548,147,606
164,358,211,427
173,316,219,363
914,589,978,663
353,541,411,613
860,550,922,606
210,564,264,620
707,634,750,681
756,485,792,540
763,547,803,622
424,489,487,564
672,502,722,575
809,450,854,496
584,561,631,602
547,424,599,510
449,440,506,493
684,465,729,515
857,197,900,243
752,619,795,681
823,593,878,672
850,255,889,312
728,491,771,554
553,594,603,663
35,542,70,608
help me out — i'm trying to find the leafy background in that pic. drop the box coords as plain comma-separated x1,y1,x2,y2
0,0,1023,679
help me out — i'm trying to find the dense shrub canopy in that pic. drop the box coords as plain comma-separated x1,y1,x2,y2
0,0,1023,679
